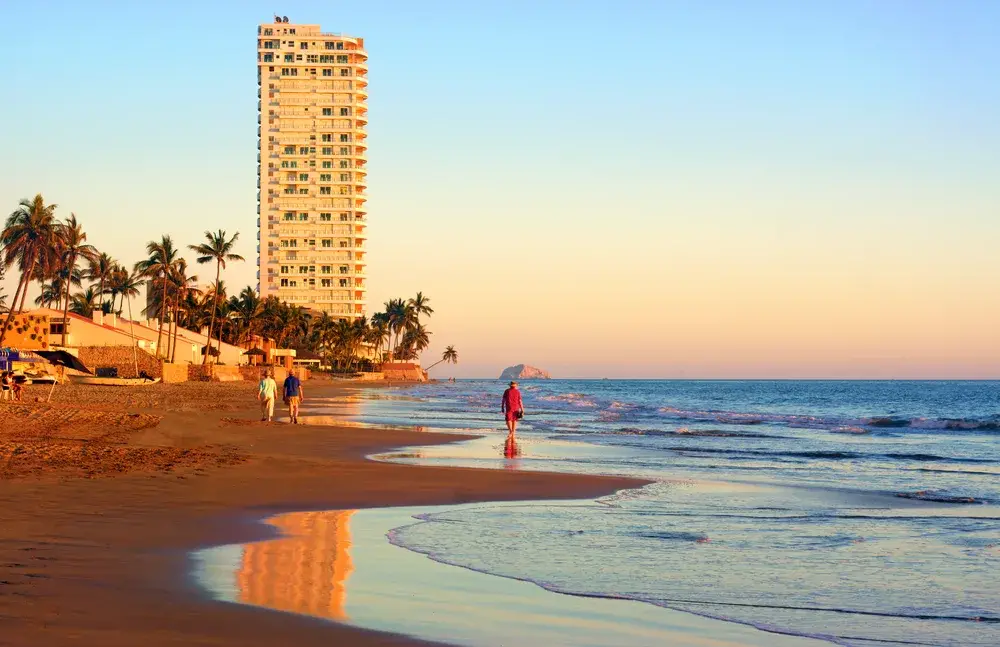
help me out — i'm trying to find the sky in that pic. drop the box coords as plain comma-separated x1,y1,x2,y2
4,1,999,378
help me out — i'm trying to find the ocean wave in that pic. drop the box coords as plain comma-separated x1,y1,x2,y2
650,405,1000,434
613,427,777,439
895,491,983,505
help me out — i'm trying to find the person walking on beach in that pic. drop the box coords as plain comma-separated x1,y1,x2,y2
283,371,304,424
501,380,524,434
258,370,277,422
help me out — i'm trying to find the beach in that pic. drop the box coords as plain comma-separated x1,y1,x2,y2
0,381,644,647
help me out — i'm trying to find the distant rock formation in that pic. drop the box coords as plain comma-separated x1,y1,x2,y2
499,364,551,380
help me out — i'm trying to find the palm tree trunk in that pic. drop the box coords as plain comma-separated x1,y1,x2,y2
61,252,75,347
126,295,139,378
0,268,29,346
204,263,220,365
98,278,105,314
171,295,180,363
17,254,38,314
154,278,168,359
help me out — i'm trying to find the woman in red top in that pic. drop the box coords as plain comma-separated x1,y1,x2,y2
501,381,524,435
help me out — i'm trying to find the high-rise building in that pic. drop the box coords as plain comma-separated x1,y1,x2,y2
257,18,368,319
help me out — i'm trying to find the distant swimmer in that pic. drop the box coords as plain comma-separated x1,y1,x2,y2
501,380,524,435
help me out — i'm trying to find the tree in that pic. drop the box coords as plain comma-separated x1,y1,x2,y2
85,252,116,314
168,259,198,363
230,286,263,347
1,195,59,346
135,236,178,359
408,292,434,321
115,269,144,377
70,287,101,317
189,230,243,364
425,345,458,372
57,214,98,346
34,279,64,308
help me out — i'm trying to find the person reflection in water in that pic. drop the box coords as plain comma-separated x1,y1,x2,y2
503,433,522,460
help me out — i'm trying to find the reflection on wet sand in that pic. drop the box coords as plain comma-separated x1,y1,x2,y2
237,510,356,620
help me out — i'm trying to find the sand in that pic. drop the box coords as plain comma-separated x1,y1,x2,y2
0,381,645,647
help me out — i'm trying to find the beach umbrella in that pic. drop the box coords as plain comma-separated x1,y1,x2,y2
35,350,92,402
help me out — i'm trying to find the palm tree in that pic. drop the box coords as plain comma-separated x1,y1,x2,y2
189,230,244,364
57,214,98,346
230,286,263,347
105,264,132,315
85,252,116,314
135,236,178,359
384,298,411,361
168,260,198,363
204,280,229,356
70,287,101,317
1,195,59,346
116,269,144,377
408,292,434,321
34,279,64,309
425,345,459,372
401,321,431,360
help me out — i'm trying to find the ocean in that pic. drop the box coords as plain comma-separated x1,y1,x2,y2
325,379,1000,647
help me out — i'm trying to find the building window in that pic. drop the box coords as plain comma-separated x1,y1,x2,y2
339,146,350,154
263,53,274,62
339,173,350,181
338,186,350,195
336,42,344,50
320,187,331,195
283,212,294,221
299,265,309,273
322,161,333,169
307,55,318,63
320,173,332,182
336,55,348,63
300,42,308,49
281,68,298,76
339,213,350,221
339,68,350,77
322,108,333,116
298,213,309,221
339,134,350,142
299,147,309,155
340,107,350,116
322,134,332,142
299,173,309,181
339,160,349,168
322,69,333,77
321,279,332,287
284,146,295,154
289,280,297,287
284,54,294,62
322,239,333,248
322,147,333,155
320,55,334,63
339,278,349,287
320,213,332,221
280,278,288,287
280,266,289,274
325,42,335,50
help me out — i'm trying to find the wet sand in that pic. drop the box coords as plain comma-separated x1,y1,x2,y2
0,381,644,647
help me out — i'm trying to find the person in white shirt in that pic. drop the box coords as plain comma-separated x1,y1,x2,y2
258,370,277,422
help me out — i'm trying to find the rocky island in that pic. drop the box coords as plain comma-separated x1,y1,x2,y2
498,364,551,380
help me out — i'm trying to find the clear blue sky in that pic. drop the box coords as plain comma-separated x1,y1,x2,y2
5,1,999,377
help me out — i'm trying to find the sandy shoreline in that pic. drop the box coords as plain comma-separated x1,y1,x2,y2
0,381,645,647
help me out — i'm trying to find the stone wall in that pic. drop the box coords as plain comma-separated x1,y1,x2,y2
188,364,244,382
161,363,189,383
77,346,161,379
381,363,427,382
1,313,50,350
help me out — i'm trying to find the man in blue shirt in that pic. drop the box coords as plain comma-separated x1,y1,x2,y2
282,372,304,424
